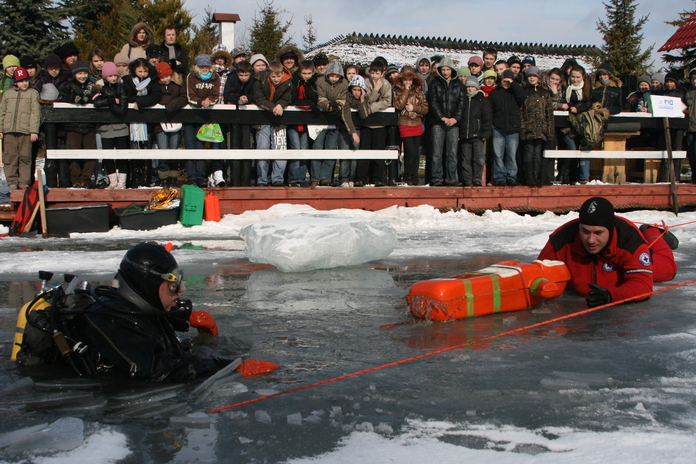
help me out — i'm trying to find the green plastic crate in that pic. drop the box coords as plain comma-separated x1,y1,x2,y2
179,184,205,226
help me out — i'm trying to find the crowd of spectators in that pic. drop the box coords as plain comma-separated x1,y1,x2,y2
1,23,694,190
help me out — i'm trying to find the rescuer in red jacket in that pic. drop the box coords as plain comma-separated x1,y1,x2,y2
538,197,677,307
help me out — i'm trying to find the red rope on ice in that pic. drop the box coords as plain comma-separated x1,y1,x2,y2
208,278,696,413
634,219,696,249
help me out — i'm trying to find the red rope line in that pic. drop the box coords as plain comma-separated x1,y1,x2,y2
209,278,696,413
633,219,695,249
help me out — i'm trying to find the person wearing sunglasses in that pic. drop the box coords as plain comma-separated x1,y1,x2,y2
67,242,229,382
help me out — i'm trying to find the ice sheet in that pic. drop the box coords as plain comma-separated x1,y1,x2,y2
239,214,397,272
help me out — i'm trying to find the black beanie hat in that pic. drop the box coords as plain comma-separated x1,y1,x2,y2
20,55,38,69
579,197,615,231
71,60,89,75
501,69,515,80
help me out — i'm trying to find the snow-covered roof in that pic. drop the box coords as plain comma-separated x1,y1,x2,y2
308,33,597,71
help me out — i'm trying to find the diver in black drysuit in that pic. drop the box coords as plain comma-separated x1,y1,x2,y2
67,242,229,382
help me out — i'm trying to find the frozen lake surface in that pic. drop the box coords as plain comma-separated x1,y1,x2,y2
0,204,695,463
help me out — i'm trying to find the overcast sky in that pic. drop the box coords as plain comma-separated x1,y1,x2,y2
194,0,693,70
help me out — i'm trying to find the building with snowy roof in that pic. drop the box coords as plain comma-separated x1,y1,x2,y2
307,33,598,71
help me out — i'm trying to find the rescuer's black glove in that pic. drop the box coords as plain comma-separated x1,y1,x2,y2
586,283,611,308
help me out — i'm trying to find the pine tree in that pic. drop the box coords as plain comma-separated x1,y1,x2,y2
73,0,142,59
302,14,317,52
589,0,654,75
64,0,113,45
661,4,696,79
0,0,70,60
249,0,294,61
189,6,218,58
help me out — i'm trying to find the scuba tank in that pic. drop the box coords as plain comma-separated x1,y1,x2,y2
11,271,54,361
12,271,97,377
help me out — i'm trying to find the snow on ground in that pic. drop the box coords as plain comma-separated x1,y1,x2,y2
0,203,693,276
286,419,696,464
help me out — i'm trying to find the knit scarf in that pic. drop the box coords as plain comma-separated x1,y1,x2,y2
133,77,151,96
481,84,496,98
297,83,307,131
130,76,150,141
163,43,176,61
565,80,584,105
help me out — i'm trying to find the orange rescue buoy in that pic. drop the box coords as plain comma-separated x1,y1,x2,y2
406,260,570,321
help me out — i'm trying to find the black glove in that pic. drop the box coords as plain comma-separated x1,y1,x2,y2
168,299,193,332
74,95,84,105
328,101,341,111
586,283,611,308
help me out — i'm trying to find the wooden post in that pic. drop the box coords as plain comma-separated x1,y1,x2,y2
37,170,48,235
663,117,679,216
600,132,639,183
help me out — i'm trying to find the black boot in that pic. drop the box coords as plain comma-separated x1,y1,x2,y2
524,159,537,187
557,159,571,185
532,158,543,187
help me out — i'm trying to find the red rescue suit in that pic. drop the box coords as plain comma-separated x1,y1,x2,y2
538,217,676,303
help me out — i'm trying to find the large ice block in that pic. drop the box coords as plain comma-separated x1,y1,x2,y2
239,214,397,272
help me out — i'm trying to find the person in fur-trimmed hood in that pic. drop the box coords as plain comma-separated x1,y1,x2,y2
591,63,622,115
120,22,155,62
520,66,554,187
275,45,304,75
394,70,429,185
211,44,233,103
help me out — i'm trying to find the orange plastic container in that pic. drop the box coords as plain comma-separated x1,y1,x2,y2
204,192,221,222
406,260,570,321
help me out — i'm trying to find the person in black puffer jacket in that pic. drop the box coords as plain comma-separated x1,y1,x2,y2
427,57,464,186
58,60,97,188
591,63,623,116
458,76,492,186
93,62,130,189
122,58,162,187
488,69,526,186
